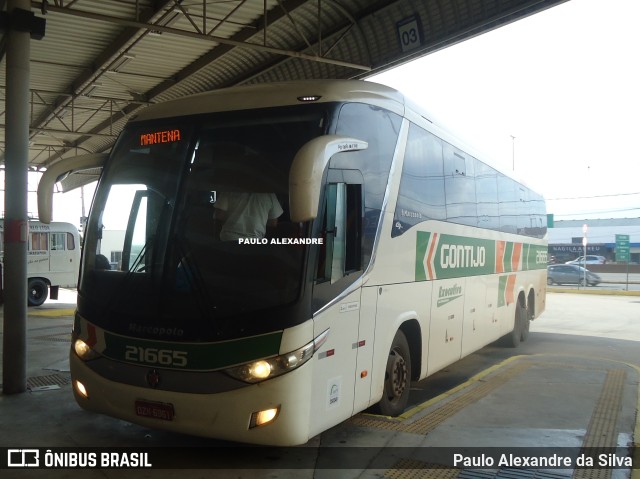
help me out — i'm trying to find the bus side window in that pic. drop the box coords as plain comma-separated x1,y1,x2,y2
316,182,362,284
31,232,48,251
66,232,76,250
51,233,66,251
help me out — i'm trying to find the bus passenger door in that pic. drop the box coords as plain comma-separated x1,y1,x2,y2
309,176,367,436
49,231,78,288
49,232,68,273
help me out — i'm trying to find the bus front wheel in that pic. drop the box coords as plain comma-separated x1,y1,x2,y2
28,278,48,307
376,330,411,417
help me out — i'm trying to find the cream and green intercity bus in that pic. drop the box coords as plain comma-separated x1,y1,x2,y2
38,80,547,446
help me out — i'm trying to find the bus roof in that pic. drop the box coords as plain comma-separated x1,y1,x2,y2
129,79,536,194
132,80,410,122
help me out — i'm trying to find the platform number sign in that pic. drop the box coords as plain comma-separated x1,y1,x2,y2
397,16,422,53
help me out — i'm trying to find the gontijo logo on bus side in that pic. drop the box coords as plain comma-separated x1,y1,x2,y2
415,231,547,281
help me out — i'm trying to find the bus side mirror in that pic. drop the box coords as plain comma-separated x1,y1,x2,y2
289,136,367,223
37,153,108,224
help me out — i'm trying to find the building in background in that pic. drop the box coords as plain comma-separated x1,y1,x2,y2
548,218,640,264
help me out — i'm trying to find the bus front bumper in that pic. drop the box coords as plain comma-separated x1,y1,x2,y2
69,351,314,446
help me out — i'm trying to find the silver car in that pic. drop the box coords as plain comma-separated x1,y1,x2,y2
547,264,601,286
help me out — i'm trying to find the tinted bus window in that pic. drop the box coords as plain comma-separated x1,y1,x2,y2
475,159,500,231
333,103,401,263
393,123,445,237
444,142,477,227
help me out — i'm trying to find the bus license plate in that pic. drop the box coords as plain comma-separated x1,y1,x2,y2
135,400,175,421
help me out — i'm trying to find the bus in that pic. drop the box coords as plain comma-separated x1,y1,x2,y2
37,80,547,446
0,219,81,306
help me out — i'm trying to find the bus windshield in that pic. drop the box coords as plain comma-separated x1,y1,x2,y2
80,105,331,340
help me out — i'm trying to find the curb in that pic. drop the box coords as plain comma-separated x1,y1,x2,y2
548,288,640,296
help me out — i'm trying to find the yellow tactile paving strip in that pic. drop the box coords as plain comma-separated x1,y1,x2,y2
385,459,460,479
367,355,638,478
572,368,626,479
351,360,532,433
28,308,75,317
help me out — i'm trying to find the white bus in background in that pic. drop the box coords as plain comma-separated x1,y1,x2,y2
37,80,547,445
0,219,81,306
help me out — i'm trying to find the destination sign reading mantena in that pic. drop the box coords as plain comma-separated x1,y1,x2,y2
415,231,547,281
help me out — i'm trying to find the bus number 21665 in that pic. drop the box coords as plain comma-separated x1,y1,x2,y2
125,346,188,367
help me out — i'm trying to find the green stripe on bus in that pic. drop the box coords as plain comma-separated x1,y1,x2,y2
527,244,548,270
102,330,283,371
498,275,508,307
505,241,515,272
415,231,431,282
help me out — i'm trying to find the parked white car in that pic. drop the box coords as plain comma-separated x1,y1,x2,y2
565,255,606,265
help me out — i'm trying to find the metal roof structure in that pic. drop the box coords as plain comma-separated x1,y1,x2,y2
1,0,567,178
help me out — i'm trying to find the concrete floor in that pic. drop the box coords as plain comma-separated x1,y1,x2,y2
0,289,638,478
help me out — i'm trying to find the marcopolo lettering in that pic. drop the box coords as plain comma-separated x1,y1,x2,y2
128,323,184,338
440,244,486,269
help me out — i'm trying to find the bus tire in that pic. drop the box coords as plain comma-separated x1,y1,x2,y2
502,303,526,348
520,307,530,342
28,278,48,307
376,330,411,417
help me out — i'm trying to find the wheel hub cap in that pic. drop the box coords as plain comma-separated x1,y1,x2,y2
388,353,407,398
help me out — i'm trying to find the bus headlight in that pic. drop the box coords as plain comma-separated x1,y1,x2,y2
73,338,100,361
225,329,329,383
248,360,272,380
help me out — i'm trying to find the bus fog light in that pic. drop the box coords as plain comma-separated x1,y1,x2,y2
74,380,89,398
250,406,280,428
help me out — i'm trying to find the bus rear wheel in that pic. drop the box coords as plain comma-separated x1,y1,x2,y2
376,330,411,417
502,302,527,348
28,278,48,307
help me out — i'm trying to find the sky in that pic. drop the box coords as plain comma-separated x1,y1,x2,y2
3,0,640,227
370,0,640,222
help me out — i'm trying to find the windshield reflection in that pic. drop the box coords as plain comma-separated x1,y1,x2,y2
80,106,329,339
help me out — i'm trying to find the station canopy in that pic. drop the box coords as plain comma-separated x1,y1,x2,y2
0,0,566,191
